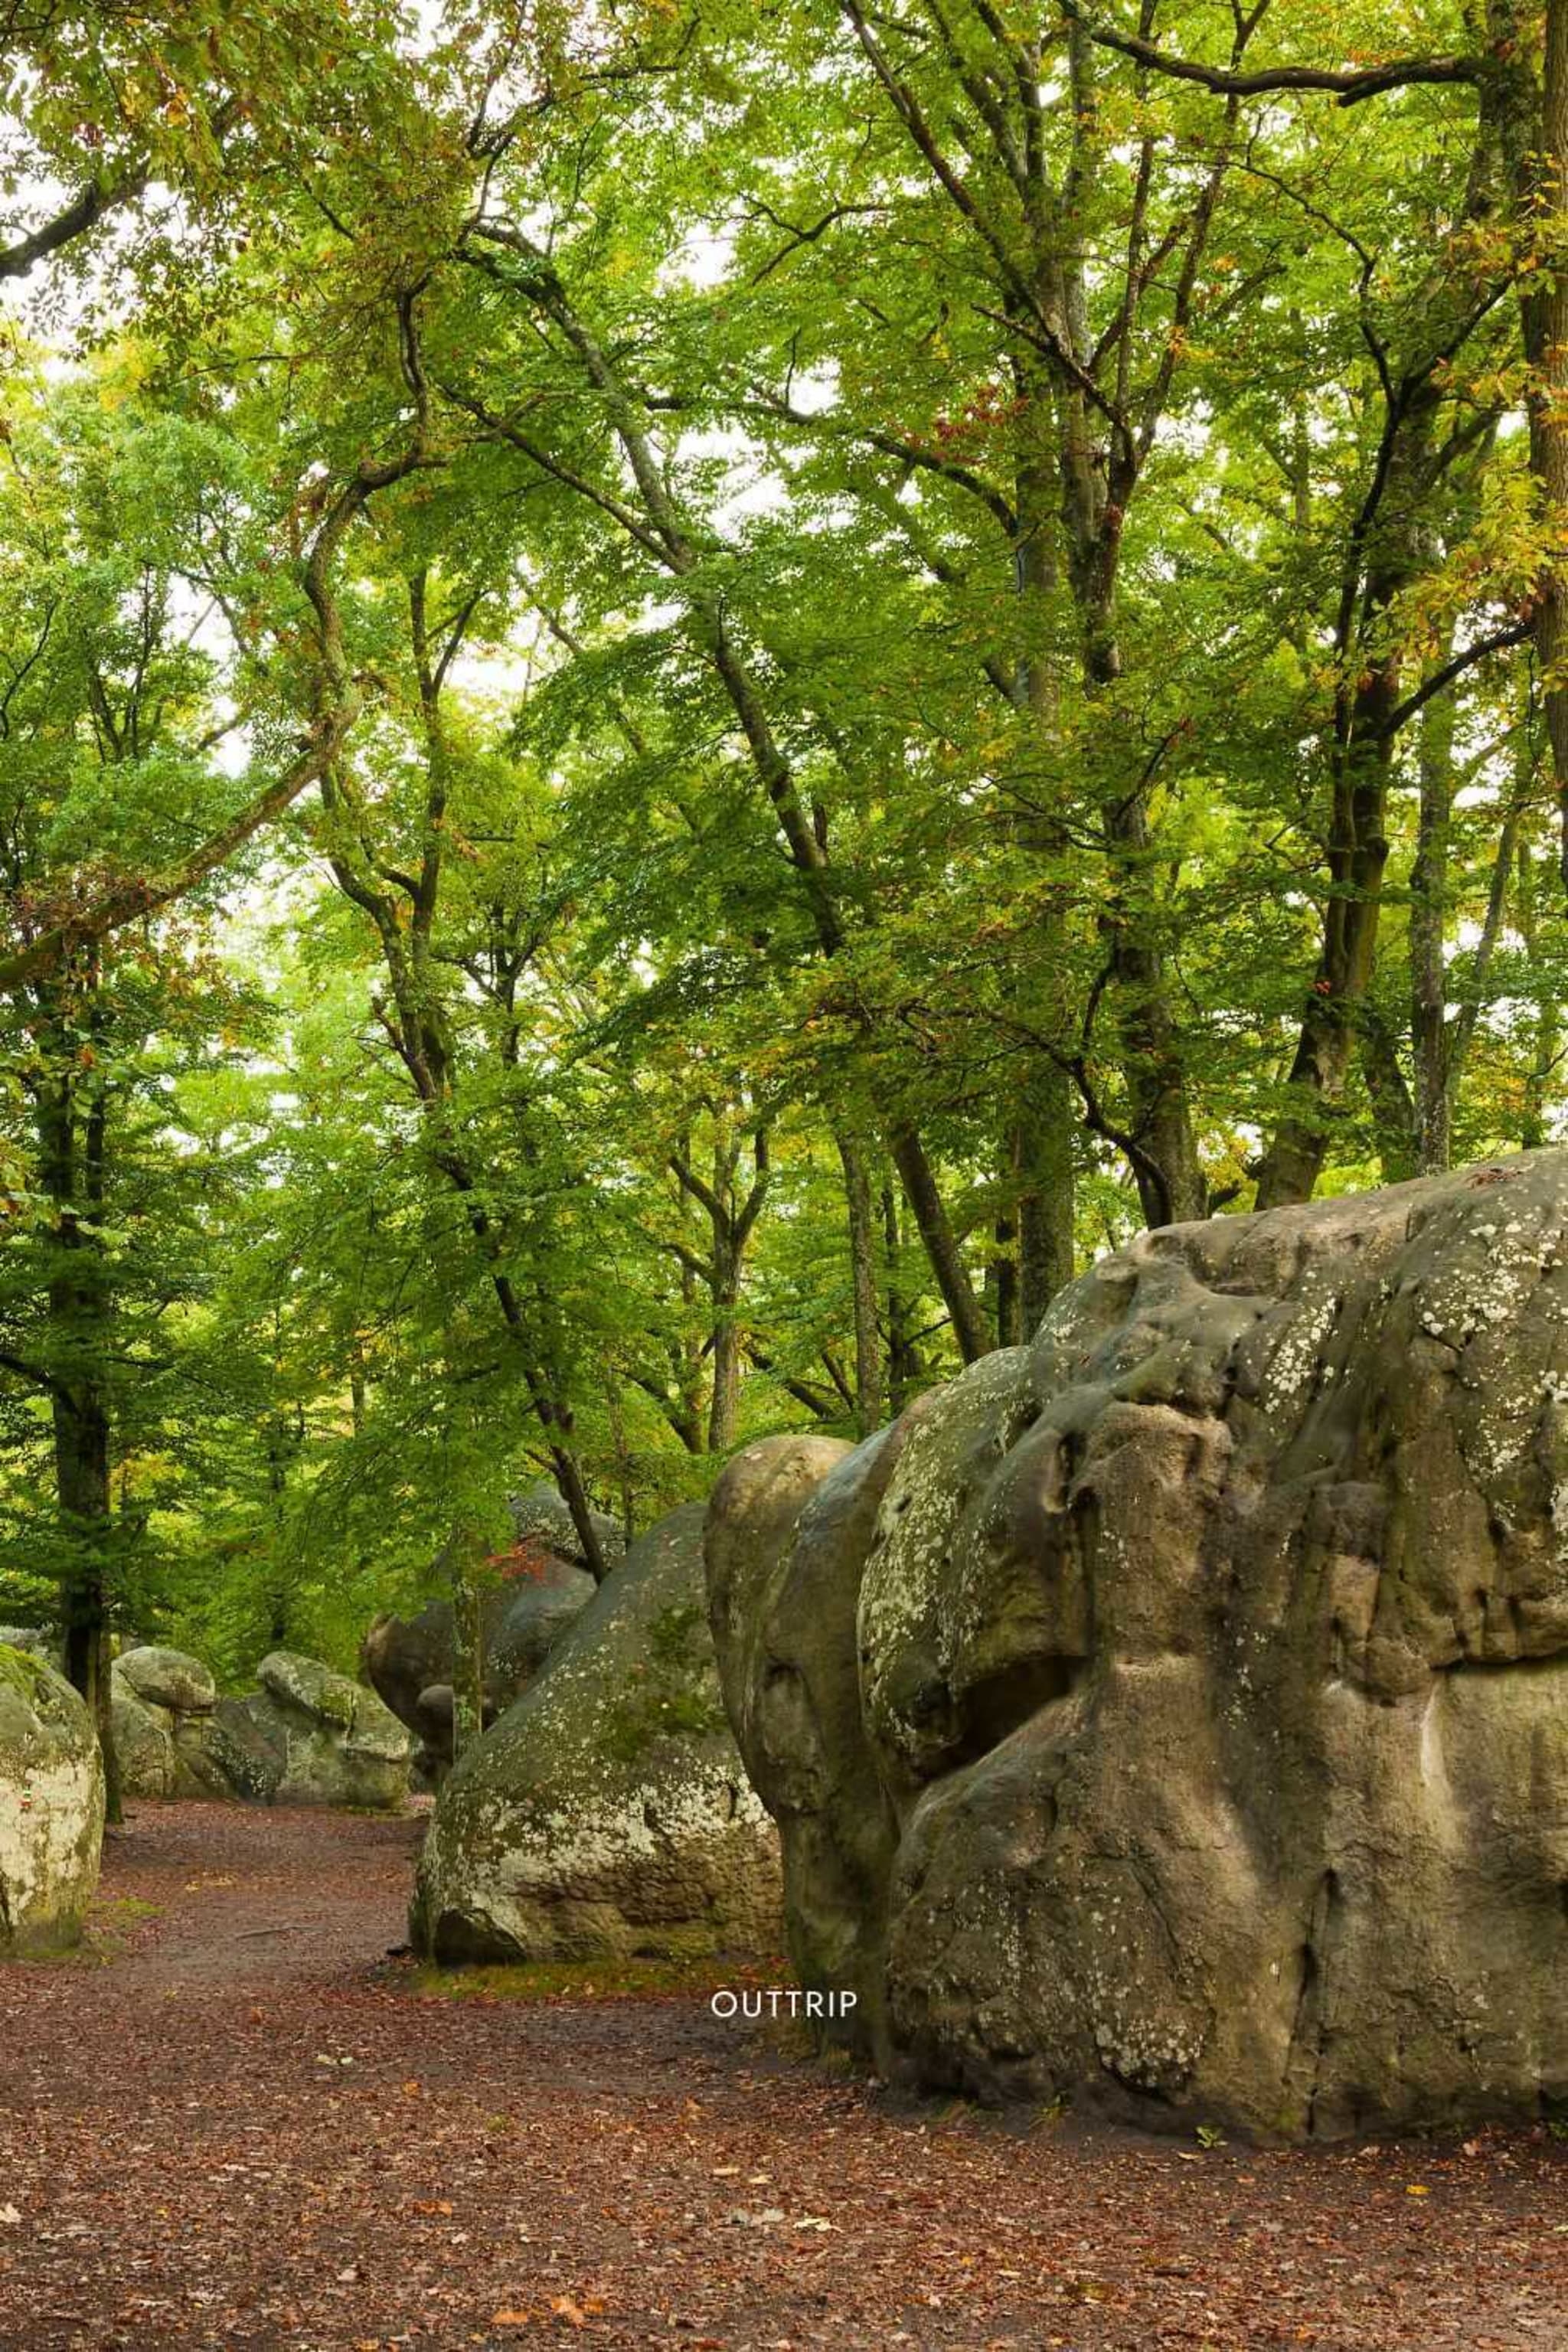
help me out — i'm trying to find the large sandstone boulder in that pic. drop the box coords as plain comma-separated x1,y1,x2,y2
237,1651,410,1811
110,1645,229,1801
412,1502,782,1963
707,1152,1568,2142
0,1645,104,1955
361,1482,610,1784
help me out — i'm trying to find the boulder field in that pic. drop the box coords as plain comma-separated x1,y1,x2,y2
706,1153,1568,2142
109,1645,411,1811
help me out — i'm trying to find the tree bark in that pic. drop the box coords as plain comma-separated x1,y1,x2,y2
1524,0,1568,887
38,1052,121,1821
882,1181,921,1413
837,1132,883,1434
888,1122,990,1364
1410,643,1457,1171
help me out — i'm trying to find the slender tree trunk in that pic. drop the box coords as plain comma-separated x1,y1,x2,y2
1524,0,1568,887
837,1132,883,1435
888,1123,989,1363
1017,1083,1075,1324
38,1052,121,1821
1096,769,1207,1226
1518,839,1562,1145
882,1181,920,1413
449,1531,484,1765
1410,642,1457,1171
707,1250,742,1454
993,1196,1018,1350
1253,455,1425,1208
1009,348,1080,1279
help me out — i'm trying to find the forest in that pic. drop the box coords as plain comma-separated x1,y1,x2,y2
5,7,1568,2347
0,0,1565,1740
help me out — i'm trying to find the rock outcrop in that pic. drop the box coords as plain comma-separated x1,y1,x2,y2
707,1153,1568,2141
362,1482,610,1785
413,1502,782,1962
223,1651,410,1811
0,1645,103,1954
110,1645,229,1800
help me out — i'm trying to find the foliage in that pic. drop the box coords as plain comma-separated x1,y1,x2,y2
0,0,1564,1688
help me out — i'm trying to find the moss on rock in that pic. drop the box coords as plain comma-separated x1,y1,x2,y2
412,1504,780,1964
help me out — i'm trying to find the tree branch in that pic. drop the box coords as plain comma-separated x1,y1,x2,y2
1058,7,1481,108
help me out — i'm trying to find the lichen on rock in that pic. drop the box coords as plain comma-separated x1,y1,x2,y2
707,1152,1568,2142
239,1651,411,1811
0,1644,104,1955
111,1645,228,1801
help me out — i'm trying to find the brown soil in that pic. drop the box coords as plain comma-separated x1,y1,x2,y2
1,1802,1563,2350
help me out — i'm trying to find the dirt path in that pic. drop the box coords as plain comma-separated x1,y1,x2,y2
0,1804,1563,2351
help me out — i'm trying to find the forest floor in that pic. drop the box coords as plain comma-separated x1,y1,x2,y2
0,1805,1563,2352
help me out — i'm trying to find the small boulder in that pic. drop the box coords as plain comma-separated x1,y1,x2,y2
111,1680,178,1799
412,1503,781,1963
0,1645,104,1955
246,1651,410,1811
116,1645,216,1715
0,1625,61,1668
109,1645,224,1802
505,1481,626,1577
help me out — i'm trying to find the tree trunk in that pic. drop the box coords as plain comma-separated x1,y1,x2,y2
889,1122,990,1364
1524,0,1568,887
837,1132,883,1435
993,1200,1018,1350
707,1253,742,1455
1518,839,1562,1146
882,1181,920,1413
38,1056,121,1821
1410,644,1456,1171
449,1533,485,1764
1007,1071,1076,1332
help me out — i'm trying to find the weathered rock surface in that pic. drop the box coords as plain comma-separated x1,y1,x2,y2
413,1503,782,1962
0,1645,103,1954
110,1645,228,1801
361,1483,607,1784
241,1652,410,1811
207,1694,285,1805
0,1625,61,1667
707,1153,1568,2141
117,1646,217,1714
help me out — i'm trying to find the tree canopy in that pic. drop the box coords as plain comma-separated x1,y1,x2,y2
1,0,1564,1722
